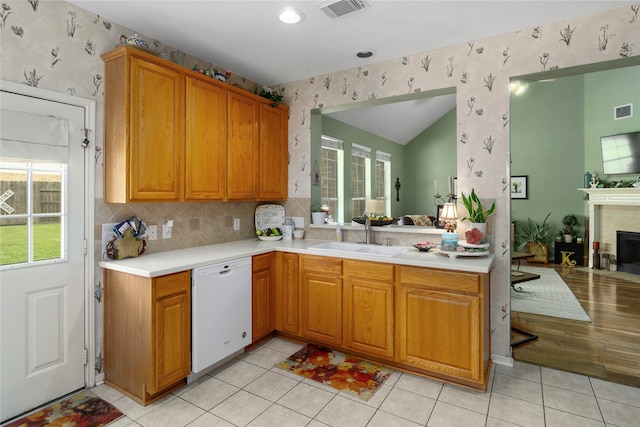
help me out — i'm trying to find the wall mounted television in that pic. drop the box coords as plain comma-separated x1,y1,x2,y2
600,131,640,175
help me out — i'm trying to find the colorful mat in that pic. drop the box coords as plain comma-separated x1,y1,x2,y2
4,390,123,427
277,343,393,401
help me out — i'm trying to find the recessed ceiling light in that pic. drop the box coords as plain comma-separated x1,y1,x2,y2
279,7,304,24
356,51,373,58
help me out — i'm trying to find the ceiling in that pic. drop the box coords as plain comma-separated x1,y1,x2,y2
70,1,635,144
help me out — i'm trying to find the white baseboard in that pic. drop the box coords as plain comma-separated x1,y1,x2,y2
492,354,514,367
95,373,104,385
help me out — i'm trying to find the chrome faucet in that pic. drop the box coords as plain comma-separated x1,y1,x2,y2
364,215,374,244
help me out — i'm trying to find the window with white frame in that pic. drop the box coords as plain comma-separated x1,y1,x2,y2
321,135,344,223
351,143,371,218
375,150,391,213
0,161,67,266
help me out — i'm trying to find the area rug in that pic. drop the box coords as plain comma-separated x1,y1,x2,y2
511,266,591,322
276,343,393,401
4,390,123,427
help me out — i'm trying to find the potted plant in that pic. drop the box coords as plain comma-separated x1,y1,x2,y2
460,189,496,238
311,204,327,225
561,214,579,243
517,212,551,264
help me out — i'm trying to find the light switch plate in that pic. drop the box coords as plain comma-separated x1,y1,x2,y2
292,216,305,228
147,225,158,240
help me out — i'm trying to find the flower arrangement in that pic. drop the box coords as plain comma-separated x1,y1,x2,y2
465,228,484,245
259,86,283,103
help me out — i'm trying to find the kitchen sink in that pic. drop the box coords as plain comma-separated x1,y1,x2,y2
309,241,406,258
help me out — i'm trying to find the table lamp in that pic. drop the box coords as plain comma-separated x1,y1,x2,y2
364,199,385,217
440,202,459,250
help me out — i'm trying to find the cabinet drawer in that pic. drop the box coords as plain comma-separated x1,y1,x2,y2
344,260,393,282
155,271,190,299
301,255,342,275
399,266,480,294
253,253,274,272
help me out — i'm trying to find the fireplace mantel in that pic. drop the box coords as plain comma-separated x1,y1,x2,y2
580,187,640,206
579,188,640,267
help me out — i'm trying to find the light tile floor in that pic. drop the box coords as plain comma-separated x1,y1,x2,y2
94,337,640,427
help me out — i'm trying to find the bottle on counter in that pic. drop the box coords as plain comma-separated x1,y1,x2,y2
282,217,294,240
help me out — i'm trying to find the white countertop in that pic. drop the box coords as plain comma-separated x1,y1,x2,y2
99,238,495,278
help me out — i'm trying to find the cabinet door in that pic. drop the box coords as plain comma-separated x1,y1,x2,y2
258,103,288,200
129,57,185,201
185,76,227,200
227,91,259,200
300,256,342,346
153,272,190,393
343,261,394,359
397,285,481,382
274,252,299,334
252,253,275,342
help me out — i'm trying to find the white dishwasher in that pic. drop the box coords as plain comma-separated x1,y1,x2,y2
191,257,252,376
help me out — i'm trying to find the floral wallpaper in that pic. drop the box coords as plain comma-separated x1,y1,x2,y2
277,5,639,359
0,0,263,379
1,0,639,373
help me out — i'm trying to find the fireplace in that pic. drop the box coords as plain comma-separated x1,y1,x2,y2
617,231,640,275
581,188,640,269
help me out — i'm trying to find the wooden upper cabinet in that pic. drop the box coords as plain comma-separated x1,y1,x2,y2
103,48,185,203
227,91,259,200
185,76,227,200
102,46,288,203
258,103,288,200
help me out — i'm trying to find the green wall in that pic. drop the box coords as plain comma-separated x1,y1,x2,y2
584,66,640,177
319,115,407,219
510,65,640,245
403,108,457,217
312,65,638,232
510,75,586,241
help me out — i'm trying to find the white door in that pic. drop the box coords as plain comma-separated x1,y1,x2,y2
0,90,87,421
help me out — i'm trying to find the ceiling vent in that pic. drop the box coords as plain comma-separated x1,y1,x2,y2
614,103,633,120
319,0,370,19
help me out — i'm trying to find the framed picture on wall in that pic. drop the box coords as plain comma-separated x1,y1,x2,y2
436,204,444,228
511,176,528,199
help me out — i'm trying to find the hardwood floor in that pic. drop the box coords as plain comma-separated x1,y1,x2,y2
510,263,640,387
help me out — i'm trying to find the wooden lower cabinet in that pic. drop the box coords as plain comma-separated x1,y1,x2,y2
104,270,191,405
396,265,489,387
343,260,394,359
299,255,343,346
280,255,490,390
252,253,275,342
274,252,299,335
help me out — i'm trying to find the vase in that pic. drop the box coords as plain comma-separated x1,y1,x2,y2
469,222,487,242
311,212,327,225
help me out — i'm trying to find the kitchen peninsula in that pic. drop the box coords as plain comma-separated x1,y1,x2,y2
100,239,493,404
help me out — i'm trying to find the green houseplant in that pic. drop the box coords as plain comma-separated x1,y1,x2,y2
517,212,551,263
460,189,496,223
561,214,579,243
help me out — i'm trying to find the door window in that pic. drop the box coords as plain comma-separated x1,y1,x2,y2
0,161,67,267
